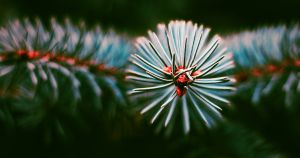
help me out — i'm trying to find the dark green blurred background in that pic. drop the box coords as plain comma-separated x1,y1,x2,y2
1,0,300,35
0,0,300,158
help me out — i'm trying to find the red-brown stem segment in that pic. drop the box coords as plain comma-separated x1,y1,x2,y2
1,50,125,77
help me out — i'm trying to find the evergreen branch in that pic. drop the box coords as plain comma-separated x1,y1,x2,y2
0,18,131,135
225,25,300,106
127,20,235,134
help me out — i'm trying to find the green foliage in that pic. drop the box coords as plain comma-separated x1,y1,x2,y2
0,18,132,138
0,18,299,158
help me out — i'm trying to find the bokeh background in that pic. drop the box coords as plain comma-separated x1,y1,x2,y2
1,0,300,35
0,0,300,158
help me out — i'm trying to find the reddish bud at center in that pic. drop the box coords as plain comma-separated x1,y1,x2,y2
177,74,189,84
163,65,202,97
174,66,190,86
176,86,186,97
